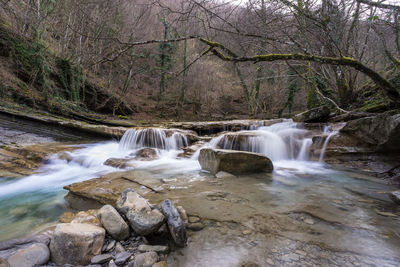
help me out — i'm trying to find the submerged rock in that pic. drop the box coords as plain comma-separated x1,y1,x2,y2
293,106,331,123
160,199,187,247
135,148,158,160
104,158,133,168
198,148,273,175
98,205,130,241
6,243,49,267
116,189,165,235
49,223,105,265
389,191,400,205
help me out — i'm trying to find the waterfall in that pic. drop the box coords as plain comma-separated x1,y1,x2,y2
119,128,188,151
319,126,338,162
205,120,313,161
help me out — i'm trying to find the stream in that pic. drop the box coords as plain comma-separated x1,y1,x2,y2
0,118,399,266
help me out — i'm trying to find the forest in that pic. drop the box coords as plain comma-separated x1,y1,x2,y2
1,0,399,120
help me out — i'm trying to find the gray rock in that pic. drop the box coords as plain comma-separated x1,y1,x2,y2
49,223,105,265
7,243,49,267
133,252,158,267
199,148,273,175
389,191,400,204
98,205,130,241
0,234,50,259
188,222,205,231
116,189,165,235
293,106,331,123
160,199,187,247
91,254,113,264
138,245,169,253
108,259,118,267
103,240,116,252
114,242,126,253
114,252,132,266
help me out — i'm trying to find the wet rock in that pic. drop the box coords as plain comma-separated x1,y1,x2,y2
6,243,49,267
199,148,273,175
49,223,105,265
91,254,113,264
188,216,200,223
187,222,205,231
104,158,133,168
114,252,132,265
0,259,9,267
160,199,187,247
133,252,158,267
293,106,331,123
103,240,116,252
389,191,400,204
108,259,118,267
135,148,158,159
116,189,165,235
176,206,188,226
138,245,169,253
98,205,130,241
152,261,167,267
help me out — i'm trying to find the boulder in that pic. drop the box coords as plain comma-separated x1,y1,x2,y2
293,106,331,123
116,189,165,235
160,199,187,247
198,148,273,175
98,205,130,241
340,111,400,151
135,148,158,160
49,223,105,265
389,191,400,205
6,243,49,267
133,252,158,267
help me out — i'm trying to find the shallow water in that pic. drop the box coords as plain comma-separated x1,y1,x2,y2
0,120,399,266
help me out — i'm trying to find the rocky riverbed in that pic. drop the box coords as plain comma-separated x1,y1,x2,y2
0,111,400,266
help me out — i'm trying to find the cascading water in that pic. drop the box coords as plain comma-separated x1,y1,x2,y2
203,120,313,161
119,128,188,151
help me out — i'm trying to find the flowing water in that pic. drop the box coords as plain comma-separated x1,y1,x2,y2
0,120,399,266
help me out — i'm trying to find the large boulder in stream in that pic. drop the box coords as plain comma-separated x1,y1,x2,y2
198,148,273,175
49,223,105,265
116,189,165,235
293,106,331,123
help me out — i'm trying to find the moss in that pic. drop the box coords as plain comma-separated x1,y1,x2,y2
56,57,83,102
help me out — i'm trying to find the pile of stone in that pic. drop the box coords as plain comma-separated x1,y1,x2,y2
0,189,188,267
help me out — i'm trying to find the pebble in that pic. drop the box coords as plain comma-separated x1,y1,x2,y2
295,250,307,256
187,222,204,231
114,252,132,265
266,258,274,265
91,254,113,264
108,259,118,267
138,245,169,253
188,216,200,223
242,230,252,235
304,219,315,225
103,240,116,252
114,242,126,253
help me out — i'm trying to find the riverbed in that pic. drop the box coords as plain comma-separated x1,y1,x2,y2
0,117,399,266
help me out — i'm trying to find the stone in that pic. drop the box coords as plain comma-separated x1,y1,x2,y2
103,240,116,252
188,216,200,223
49,223,105,265
104,158,133,168
114,242,126,253
0,259,9,267
98,205,130,240
152,261,167,267
176,206,188,225
389,191,400,204
138,245,169,253
215,171,236,179
160,199,187,247
136,148,158,159
293,106,331,123
0,234,51,262
91,254,113,264
108,259,118,267
198,148,273,175
304,219,315,225
187,222,205,231
133,252,158,267
116,189,165,235
6,243,49,267
114,252,132,265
